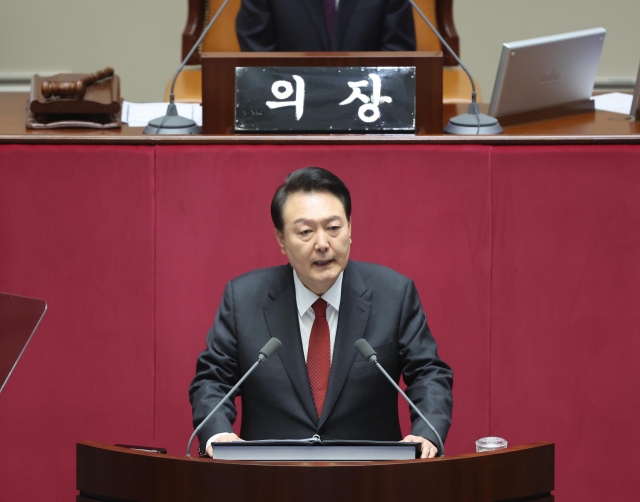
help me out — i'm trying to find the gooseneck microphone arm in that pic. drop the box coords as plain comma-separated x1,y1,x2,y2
354,339,445,457
408,0,502,135
186,337,282,457
168,0,231,105
143,0,232,134
408,0,477,103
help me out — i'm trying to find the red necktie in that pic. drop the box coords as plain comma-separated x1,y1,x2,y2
307,299,331,418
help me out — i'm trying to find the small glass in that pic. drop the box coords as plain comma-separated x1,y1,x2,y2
475,436,508,452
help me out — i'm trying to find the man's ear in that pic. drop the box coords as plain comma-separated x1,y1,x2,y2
275,228,287,255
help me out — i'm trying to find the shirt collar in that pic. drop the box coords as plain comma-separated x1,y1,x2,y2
293,269,343,316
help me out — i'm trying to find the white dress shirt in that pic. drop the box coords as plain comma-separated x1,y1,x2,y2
206,270,344,451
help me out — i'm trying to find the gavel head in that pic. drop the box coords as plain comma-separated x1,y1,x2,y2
41,79,86,99
75,79,87,99
41,81,54,99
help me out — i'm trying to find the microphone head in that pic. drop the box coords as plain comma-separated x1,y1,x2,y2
355,339,377,362
259,338,282,360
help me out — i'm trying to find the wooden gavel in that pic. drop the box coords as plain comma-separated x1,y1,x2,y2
41,67,115,99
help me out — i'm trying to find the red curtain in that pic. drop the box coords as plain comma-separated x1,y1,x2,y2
2,143,639,500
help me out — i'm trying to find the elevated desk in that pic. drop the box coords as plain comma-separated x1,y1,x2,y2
1,93,639,144
2,91,639,502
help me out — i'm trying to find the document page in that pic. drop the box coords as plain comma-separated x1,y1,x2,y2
121,101,203,127
591,92,633,115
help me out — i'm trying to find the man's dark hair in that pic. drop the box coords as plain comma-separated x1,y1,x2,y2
271,167,351,232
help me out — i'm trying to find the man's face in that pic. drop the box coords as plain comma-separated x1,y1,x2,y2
276,191,351,295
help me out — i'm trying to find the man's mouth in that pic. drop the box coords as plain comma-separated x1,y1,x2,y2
314,259,334,267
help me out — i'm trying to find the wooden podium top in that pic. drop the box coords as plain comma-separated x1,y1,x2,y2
77,441,554,502
1,92,639,145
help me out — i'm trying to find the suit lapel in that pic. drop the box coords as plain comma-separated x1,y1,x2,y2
301,0,331,50
263,266,319,426
334,0,360,50
319,262,371,427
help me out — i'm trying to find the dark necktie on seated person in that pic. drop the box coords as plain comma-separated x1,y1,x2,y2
322,0,337,39
307,299,331,418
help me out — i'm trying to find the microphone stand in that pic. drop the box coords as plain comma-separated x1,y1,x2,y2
186,358,259,457
372,358,445,456
355,339,445,456
186,337,281,457
144,0,232,134
409,0,502,135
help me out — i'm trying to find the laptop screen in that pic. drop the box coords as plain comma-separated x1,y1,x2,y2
631,61,640,118
0,293,47,393
489,28,606,118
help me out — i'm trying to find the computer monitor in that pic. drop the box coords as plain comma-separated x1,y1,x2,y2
488,27,606,118
631,61,640,119
0,292,47,393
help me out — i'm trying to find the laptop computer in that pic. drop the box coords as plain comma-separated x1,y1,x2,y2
0,292,47,393
488,27,606,118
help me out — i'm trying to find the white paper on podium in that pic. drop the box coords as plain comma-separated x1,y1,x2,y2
591,92,633,115
121,101,203,127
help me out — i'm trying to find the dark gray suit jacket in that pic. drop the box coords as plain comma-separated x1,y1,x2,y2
189,260,453,451
235,0,416,52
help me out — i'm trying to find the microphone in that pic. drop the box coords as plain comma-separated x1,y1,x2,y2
186,337,282,456
258,337,282,360
408,0,502,135
144,0,233,135
354,338,445,457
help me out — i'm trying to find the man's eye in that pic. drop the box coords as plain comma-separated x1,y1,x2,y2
328,226,341,231
299,229,312,235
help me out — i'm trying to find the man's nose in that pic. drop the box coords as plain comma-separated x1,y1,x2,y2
315,231,329,251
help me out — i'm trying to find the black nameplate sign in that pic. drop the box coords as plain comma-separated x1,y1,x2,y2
235,66,416,133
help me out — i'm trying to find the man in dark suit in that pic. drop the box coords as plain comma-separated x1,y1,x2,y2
190,167,452,458
236,0,416,52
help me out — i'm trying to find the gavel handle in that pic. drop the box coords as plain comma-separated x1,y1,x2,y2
83,67,114,88
41,67,114,99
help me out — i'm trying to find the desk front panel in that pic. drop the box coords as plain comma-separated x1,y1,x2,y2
1,98,639,501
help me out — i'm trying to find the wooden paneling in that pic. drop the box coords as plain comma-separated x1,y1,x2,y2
201,52,443,134
77,441,554,502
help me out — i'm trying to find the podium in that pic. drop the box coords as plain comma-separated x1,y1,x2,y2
201,52,444,135
76,441,554,501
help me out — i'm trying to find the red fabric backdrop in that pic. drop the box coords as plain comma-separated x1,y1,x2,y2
490,146,640,501
1,143,639,500
0,145,155,501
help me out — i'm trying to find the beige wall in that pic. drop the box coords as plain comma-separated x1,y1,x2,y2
454,0,640,98
0,0,185,102
0,0,638,102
